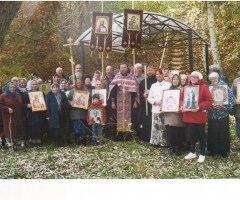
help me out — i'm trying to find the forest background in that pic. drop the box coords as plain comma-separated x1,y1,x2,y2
0,1,239,86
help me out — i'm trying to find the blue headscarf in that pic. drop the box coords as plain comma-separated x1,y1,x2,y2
51,83,61,110
5,82,17,98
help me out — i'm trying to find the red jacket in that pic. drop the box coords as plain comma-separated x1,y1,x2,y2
180,80,213,124
86,101,107,124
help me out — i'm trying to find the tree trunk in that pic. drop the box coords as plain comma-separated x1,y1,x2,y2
207,1,222,69
0,1,22,49
201,4,207,72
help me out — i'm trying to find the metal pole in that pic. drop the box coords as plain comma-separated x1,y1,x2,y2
188,30,194,71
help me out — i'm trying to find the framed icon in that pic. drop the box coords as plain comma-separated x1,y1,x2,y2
95,16,109,34
88,108,103,124
183,85,199,111
162,89,180,112
71,90,89,109
28,91,47,112
127,13,140,31
209,84,228,106
92,89,107,106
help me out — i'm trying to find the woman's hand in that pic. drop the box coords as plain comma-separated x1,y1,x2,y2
154,101,162,106
212,105,223,110
192,107,200,112
9,108,13,114
46,117,50,121
27,104,32,108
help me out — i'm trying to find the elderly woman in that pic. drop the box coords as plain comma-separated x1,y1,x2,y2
163,74,185,156
148,69,171,146
68,78,89,145
207,72,235,157
22,80,46,145
180,71,213,163
0,82,24,150
45,83,69,147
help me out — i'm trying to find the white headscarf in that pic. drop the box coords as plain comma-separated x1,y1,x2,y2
191,71,203,80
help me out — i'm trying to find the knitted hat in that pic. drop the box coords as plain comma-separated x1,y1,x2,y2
92,93,100,100
191,71,203,80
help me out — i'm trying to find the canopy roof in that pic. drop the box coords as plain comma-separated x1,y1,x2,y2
76,11,207,53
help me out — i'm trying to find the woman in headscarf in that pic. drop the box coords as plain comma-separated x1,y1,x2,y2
163,74,185,156
147,69,171,146
45,83,69,147
207,72,235,157
180,71,213,163
22,80,46,145
0,82,24,150
18,78,27,96
68,78,89,145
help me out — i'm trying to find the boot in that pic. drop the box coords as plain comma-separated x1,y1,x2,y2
175,147,181,156
168,146,176,155
54,141,59,148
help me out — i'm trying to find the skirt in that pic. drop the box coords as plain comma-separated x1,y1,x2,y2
207,116,230,156
150,113,168,146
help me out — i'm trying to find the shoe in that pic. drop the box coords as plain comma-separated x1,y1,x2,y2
197,155,205,163
184,152,197,160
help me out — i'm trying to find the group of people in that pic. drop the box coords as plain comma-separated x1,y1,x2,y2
0,62,239,164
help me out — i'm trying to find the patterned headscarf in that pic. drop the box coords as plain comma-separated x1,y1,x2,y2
171,74,182,89
5,82,17,98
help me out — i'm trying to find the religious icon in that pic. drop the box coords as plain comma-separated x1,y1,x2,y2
88,108,103,124
183,85,199,111
28,91,47,112
95,16,109,34
209,84,228,106
162,89,180,112
38,83,50,95
92,89,107,106
127,14,140,31
71,90,89,109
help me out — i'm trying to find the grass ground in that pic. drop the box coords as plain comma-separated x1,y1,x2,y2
0,116,239,179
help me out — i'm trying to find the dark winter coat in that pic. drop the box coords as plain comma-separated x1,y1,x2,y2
45,90,69,128
0,92,24,138
22,91,46,126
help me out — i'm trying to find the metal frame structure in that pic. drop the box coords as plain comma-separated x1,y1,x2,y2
76,11,209,74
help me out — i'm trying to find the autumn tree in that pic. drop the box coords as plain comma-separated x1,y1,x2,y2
0,2,22,49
